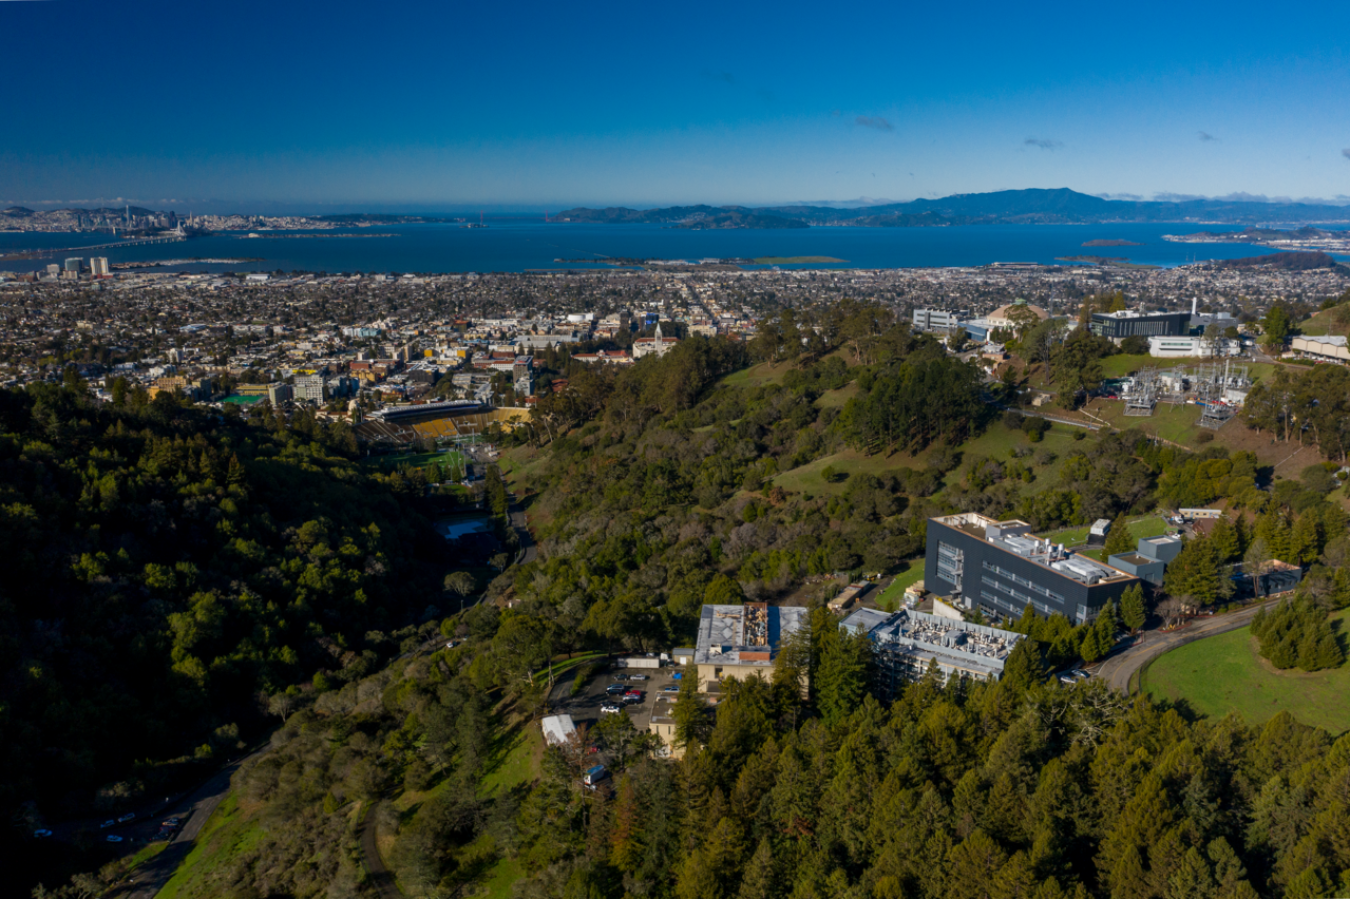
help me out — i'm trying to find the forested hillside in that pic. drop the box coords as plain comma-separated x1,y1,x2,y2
26,303,1350,899
0,379,465,864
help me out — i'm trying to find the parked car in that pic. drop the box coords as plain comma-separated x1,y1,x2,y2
105,835,124,843
161,818,181,828
599,703,622,715
611,673,629,681
605,684,627,695
117,813,136,824
33,829,52,838
583,765,608,786
627,674,648,681
1058,675,1076,685
661,685,680,693
1071,670,1090,680
623,690,644,703
99,820,116,829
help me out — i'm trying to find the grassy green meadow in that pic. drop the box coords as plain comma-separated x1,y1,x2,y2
1142,608,1350,736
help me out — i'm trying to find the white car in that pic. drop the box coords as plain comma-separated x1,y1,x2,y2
117,813,136,823
33,829,52,838
105,834,124,843
99,819,116,829
599,703,622,715
627,674,649,681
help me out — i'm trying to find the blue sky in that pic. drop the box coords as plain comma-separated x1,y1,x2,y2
3,0,1349,211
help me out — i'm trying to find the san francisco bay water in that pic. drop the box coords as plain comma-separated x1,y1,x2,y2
2,220,1343,275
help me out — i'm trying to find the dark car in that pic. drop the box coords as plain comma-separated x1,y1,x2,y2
605,684,627,695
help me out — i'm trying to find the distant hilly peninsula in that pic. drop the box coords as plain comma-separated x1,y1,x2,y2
553,188,1350,229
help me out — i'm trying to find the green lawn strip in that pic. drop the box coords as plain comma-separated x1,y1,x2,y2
1142,608,1350,735
1042,525,1090,546
1081,399,1208,448
772,424,1078,500
479,724,544,797
126,840,169,870
365,449,467,476
156,795,260,899
772,448,924,497
1128,515,1170,540
720,361,795,388
814,381,858,409
479,854,524,899
875,562,926,611
1097,354,1275,384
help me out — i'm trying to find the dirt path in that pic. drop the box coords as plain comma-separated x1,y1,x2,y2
359,803,402,899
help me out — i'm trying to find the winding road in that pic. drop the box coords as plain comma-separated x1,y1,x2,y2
1096,598,1280,693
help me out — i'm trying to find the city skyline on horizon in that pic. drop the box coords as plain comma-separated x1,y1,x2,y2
4,0,1350,210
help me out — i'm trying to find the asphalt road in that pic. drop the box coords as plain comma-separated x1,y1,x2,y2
119,748,267,898
1096,599,1280,693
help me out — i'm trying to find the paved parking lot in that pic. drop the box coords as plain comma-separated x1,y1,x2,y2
548,661,683,736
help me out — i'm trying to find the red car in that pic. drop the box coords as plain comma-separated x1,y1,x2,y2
623,690,644,703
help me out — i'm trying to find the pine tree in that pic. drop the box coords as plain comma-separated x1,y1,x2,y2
1121,585,1147,634
999,639,1042,693
735,838,776,899
1103,513,1135,557
1268,637,1297,670
1269,516,1294,562
1209,518,1240,562
1283,868,1333,899
1332,568,1350,610
1312,634,1344,671
1232,514,1250,557
816,626,872,725
1290,513,1320,564
1108,844,1150,899
1079,626,1104,664
1165,846,1217,899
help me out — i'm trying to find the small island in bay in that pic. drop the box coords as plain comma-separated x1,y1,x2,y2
1082,239,1142,247
1056,254,1159,269
752,256,846,264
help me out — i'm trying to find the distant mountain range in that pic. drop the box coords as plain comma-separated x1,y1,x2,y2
552,188,1350,229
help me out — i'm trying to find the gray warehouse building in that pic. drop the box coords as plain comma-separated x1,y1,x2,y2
926,513,1140,624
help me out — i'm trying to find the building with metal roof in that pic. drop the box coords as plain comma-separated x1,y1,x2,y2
693,602,808,691
842,607,1024,695
926,513,1139,624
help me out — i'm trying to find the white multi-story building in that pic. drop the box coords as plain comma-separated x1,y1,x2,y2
294,373,327,402
912,308,959,331
1147,335,1240,358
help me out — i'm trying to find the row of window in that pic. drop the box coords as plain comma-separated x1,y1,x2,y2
981,561,1065,603
979,591,1031,617
980,577,1056,616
